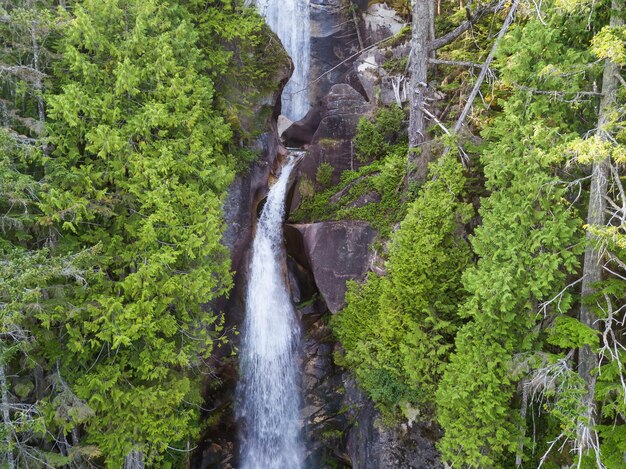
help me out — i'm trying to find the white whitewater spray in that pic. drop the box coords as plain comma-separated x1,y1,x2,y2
252,0,311,121
237,156,302,469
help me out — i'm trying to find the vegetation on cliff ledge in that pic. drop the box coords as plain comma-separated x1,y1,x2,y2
331,0,626,467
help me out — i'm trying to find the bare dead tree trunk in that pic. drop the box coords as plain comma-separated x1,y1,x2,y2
408,0,501,181
31,20,45,124
408,0,430,178
1,363,16,469
1,100,8,128
350,2,364,51
578,0,624,441
124,449,145,469
428,0,436,58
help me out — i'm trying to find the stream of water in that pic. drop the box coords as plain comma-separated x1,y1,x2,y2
236,156,303,469
252,0,311,121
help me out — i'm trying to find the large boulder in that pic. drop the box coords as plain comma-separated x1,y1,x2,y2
363,3,406,43
313,83,372,141
282,102,323,146
298,83,372,185
288,84,372,213
285,220,376,313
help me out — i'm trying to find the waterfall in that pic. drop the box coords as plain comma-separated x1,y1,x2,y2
237,156,303,469
252,0,311,121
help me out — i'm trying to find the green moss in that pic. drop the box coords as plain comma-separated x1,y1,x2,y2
320,429,344,443
317,137,342,147
298,176,316,199
218,20,291,149
289,146,408,239
380,24,411,48
382,56,408,75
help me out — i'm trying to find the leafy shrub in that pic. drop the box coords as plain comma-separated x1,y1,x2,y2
298,176,315,199
354,105,406,162
331,156,472,418
290,147,408,239
316,162,334,188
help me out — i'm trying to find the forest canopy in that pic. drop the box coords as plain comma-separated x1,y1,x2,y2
0,0,275,466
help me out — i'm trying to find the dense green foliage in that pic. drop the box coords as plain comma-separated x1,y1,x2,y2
292,105,410,238
291,147,408,238
0,129,82,468
332,0,626,468
354,105,406,162
0,0,279,467
40,1,236,464
2,0,626,467
332,155,471,415
437,103,585,467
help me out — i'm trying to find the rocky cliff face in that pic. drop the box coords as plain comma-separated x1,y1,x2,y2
195,3,444,468
309,0,369,106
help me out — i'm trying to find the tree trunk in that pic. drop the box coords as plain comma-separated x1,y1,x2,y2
124,449,145,469
579,0,623,429
408,0,500,181
1,363,16,469
408,0,430,180
31,21,45,124
428,0,436,57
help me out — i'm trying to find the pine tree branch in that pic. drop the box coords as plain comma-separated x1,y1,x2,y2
512,83,603,100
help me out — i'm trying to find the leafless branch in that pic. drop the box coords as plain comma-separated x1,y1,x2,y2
454,0,520,133
428,58,495,73
428,0,504,51
511,83,603,101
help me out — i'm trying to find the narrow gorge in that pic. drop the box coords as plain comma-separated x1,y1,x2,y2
195,1,443,467
237,156,302,469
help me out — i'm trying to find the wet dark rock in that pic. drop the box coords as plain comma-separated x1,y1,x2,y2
309,0,369,105
288,267,302,304
301,317,348,468
282,102,323,146
313,84,372,142
287,255,319,306
195,442,236,469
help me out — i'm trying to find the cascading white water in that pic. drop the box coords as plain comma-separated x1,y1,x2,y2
252,0,311,121
237,156,303,469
